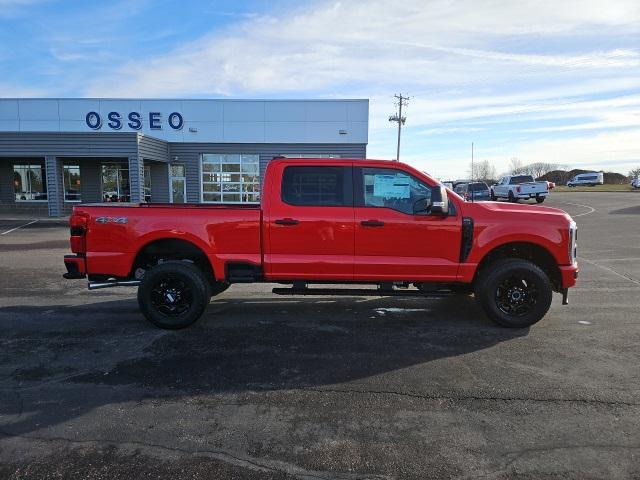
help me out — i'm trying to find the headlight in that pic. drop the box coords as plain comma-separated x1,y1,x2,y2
568,220,577,264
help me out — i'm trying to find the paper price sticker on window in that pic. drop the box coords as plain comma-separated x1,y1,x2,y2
373,174,410,199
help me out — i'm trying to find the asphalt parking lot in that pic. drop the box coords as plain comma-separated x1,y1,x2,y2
0,192,639,479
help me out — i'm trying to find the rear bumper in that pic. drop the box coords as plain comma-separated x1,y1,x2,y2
515,192,548,198
559,263,579,289
63,255,86,279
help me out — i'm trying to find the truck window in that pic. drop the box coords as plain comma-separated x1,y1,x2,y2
468,182,489,191
510,175,534,184
359,167,431,215
281,166,352,206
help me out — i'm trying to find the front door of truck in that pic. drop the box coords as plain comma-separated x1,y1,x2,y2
353,167,461,282
265,162,354,280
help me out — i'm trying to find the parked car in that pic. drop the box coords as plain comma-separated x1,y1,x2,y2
64,158,578,330
454,182,491,201
491,175,549,203
567,172,604,187
631,177,640,189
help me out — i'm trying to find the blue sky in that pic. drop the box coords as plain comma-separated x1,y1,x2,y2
1,0,639,178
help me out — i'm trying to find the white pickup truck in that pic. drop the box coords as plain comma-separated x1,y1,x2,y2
491,175,549,203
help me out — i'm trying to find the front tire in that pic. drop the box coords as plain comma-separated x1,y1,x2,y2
137,262,210,329
490,190,497,201
474,258,553,328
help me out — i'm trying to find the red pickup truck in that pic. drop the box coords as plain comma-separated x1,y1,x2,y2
64,158,578,329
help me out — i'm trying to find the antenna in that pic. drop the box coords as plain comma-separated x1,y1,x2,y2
471,142,474,202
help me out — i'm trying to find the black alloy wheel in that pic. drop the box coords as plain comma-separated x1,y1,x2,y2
475,258,553,328
150,276,193,317
494,274,538,317
138,262,210,329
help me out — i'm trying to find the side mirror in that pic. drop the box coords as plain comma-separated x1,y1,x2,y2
429,185,449,216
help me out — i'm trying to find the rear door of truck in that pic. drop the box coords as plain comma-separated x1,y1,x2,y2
263,161,355,281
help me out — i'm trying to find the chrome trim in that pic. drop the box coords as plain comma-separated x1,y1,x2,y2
569,220,577,264
88,280,141,290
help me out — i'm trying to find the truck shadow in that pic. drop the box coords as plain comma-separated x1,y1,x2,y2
0,294,528,437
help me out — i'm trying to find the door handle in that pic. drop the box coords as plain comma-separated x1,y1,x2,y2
360,220,384,227
275,218,299,225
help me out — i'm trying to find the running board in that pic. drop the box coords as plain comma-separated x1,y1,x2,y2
271,287,455,298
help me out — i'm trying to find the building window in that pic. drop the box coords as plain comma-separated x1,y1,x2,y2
101,163,130,202
63,165,81,202
144,165,151,202
14,164,47,201
201,154,259,203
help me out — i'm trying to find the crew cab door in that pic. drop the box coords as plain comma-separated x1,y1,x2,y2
353,166,461,281
264,162,354,280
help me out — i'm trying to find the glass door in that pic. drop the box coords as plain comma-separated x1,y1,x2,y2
170,164,186,203
101,163,130,202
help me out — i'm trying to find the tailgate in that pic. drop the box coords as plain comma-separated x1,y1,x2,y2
519,182,547,194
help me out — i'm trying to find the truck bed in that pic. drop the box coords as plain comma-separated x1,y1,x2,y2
72,203,262,279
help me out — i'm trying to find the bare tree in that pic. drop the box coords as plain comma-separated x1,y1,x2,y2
629,167,640,179
469,159,497,183
508,157,524,175
528,162,559,179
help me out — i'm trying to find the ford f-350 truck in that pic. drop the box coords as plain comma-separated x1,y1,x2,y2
64,158,578,329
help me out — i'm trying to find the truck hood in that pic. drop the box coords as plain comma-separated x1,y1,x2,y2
468,201,573,222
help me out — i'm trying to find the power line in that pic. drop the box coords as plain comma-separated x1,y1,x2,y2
389,93,409,161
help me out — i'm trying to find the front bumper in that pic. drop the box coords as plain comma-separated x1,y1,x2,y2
560,263,579,289
63,254,86,279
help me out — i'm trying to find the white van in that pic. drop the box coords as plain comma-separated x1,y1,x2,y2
567,172,604,187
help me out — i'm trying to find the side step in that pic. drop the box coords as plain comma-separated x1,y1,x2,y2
272,287,455,298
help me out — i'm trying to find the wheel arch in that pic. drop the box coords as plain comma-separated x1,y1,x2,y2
131,236,215,284
473,241,562,291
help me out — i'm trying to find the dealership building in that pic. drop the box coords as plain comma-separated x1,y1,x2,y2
0,98,368,216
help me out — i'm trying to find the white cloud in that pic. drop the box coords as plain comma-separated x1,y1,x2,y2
85,0,640,97
0,0,46,17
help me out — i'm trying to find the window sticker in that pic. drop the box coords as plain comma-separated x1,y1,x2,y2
373,174,410,199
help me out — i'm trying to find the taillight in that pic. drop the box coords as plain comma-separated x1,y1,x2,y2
69,213,88,253
516,186,521,193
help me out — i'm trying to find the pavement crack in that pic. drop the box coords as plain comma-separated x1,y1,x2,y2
0,429,389,480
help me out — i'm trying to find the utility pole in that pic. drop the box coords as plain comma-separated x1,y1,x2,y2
389,93,409,161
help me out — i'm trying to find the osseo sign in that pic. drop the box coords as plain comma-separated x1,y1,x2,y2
85,111,184,131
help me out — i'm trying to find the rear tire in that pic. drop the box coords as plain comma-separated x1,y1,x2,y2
137,262,210,330
474,258,553,328
508,191,517,203
535,196,545,203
